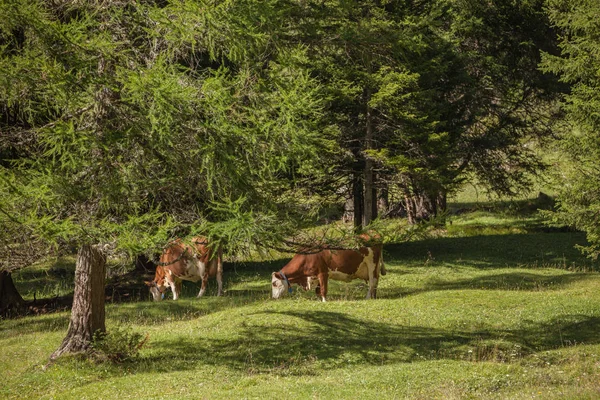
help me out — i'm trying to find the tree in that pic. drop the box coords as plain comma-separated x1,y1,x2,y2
290,0,558,225
0,0,331,357
50,245,106,360
0,270,25,316
0,169,55,316
540,0,600,258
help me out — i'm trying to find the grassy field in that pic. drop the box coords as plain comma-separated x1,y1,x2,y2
2,205,600,399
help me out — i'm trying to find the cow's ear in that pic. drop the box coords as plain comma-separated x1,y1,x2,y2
272,272,282,280
144,281,154,287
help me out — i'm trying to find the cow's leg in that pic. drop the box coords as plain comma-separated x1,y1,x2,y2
167,275,180,300
175,280,182,300
366,251,378,299
216,248,223,296
197,274,208,298
317,273,328,302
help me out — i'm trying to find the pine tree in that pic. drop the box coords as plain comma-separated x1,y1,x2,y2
285,0,558,225
540,0,600,258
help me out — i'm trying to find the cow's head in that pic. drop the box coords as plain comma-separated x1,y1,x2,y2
145,267,168,301
271,272,290,299
145,279,167,301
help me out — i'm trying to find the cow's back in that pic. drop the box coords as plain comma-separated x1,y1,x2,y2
324,248,370,281
159,241,189,276
287,252,327,277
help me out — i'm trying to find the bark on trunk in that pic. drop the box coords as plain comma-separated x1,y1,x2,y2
50,245,106,360
378,185,389,217
0,271,25,317
352,171,364,231
363,98,375,227
404,191,448,224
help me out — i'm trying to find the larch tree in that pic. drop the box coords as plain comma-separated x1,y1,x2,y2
0,0,331,358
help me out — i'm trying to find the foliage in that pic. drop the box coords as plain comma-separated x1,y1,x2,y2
540,0,600,258
0,0,335,258
91,327,148,363
281,0,560,224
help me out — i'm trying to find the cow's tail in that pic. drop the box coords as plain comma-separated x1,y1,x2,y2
379,250,386,276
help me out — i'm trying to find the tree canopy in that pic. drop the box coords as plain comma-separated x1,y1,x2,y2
0,0,588,260
0,0,336,259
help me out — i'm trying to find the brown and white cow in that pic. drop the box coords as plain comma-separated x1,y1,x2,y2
145,237,223,301
271,241,385,302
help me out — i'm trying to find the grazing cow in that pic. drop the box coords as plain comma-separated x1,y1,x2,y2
145,237,223,301
271,239,385,302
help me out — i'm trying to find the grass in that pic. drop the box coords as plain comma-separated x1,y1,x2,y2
2,201,600,399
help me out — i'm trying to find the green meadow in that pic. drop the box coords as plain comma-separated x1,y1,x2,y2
2,205,600,399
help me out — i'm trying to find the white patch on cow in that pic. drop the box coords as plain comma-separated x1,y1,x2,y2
178,259,206,283
162,270,181,300
328,248,374,283
170,283,179,300
356,248,374,281
328,270,353,282
271,273,288,299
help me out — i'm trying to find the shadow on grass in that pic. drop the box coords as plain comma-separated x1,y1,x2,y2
0,312,69,336
385,231,597,270
6,231,597,334
137,310,600,376
382,272,596,299
1,259,285,335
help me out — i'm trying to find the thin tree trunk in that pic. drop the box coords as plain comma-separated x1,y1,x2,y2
404,195,416,224
0,270,25,317
50,245,106,360
378,185,389,217
363,98,375,227
371,173,378,221
352,170,364,231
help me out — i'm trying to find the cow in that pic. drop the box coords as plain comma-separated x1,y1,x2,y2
145,237,223,301
271,238,385,302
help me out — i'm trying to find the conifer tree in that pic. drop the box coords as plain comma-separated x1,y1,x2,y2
541,0,600,258
290,0,558,225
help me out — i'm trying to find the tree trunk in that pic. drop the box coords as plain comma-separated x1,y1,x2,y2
352,170,364,231
371,175,378,221
363,98,375,227
378,185,389,216
0,270,25,317
404,190,448,224
50,245,106,360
